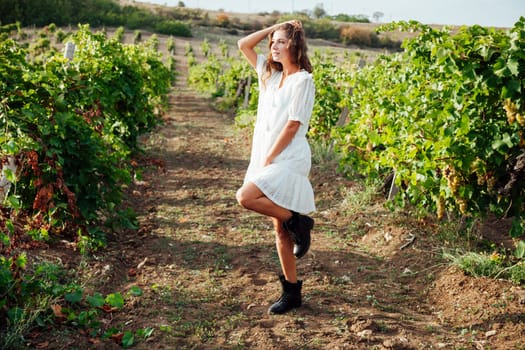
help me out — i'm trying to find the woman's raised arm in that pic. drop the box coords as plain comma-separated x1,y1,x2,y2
237,23,279,68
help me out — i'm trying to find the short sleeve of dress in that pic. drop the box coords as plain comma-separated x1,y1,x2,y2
288,74,315,125
256,54,267,77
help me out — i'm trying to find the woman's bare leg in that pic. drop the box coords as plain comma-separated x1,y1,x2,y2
237,182,302,313
272,217,297,283
236,182,297,282
236,182,292,221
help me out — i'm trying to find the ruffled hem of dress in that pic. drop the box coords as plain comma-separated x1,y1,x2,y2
251,165,316,215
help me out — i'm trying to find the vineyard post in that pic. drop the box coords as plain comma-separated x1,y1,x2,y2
0,156,16,201
64,41,75,61
328,87,352,152
243,75,252,109
0,95,16,200
234,79,245,100
387,171,399,200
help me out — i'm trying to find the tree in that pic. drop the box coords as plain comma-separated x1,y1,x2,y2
373,11,384,22
312,3,326,19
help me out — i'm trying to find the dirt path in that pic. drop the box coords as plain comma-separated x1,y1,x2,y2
72,43,524,350
107,57,446,349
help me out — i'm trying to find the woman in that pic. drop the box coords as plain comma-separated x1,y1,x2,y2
236,20,316,315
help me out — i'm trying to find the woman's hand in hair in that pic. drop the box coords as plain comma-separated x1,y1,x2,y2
285,20,302,29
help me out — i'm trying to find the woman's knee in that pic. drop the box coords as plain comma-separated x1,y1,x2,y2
236,187,250,208
237,182,265,210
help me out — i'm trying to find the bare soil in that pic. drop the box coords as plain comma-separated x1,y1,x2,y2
30,38,525,350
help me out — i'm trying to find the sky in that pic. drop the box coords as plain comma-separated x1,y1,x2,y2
139,0,524,28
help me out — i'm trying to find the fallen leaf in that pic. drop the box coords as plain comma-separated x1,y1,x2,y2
101,304,117,313
36,341,49,349
111,333,124,344
485,330,497,337
137,257,148,270
50,304,66,319
28,331,41,339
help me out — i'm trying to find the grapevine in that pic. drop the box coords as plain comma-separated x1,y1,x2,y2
334,19,525,236
0,24,174,245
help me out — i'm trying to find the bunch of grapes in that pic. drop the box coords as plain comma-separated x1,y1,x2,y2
456,198,468,215
444,165,460,194
444,165,469,215
436,195,446,219
504,99,525,126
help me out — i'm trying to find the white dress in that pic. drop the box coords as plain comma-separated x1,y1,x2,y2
243,54,316,214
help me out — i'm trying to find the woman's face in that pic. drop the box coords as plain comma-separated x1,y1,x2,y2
271,30,291,64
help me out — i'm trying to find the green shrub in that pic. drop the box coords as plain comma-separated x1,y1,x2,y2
445,249,525,284
113,26,125,43
154,20,192,37
0,239,63,349
134,30,142,44
445,251,504,278
307,18,340,41
332,14,370,23
166,36,175,54
55,29,67,43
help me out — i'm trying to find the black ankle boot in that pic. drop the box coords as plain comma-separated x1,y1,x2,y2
268,275,302,315
283,211,314,259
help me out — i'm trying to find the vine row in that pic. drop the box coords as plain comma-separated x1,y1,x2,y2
0,24,175,248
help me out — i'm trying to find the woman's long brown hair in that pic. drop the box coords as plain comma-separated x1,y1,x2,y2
262,21,312,86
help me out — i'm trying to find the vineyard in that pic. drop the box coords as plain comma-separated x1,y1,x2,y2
1,14,525,350
188,19,525,239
